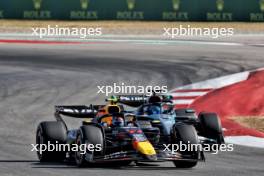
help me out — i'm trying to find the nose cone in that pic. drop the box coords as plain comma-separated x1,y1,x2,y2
133,141,157,158
144,154,158,161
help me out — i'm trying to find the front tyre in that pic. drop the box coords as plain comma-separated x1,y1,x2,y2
199,112,225,144
172,124,199,168
75,125,104,167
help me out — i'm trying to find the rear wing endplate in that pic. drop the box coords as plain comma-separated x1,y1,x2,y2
117,95,147,107
55,105,97,118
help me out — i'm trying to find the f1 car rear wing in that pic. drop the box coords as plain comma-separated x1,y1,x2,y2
116,94,173,107
55,105,97,118
117,95,147,107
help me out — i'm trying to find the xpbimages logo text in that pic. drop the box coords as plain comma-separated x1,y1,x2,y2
31,141,102,155
97,82,168,96
163,142,234,155
163,25,234,39
31,25,102,39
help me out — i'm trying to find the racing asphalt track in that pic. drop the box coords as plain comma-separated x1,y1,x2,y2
0,37,264,176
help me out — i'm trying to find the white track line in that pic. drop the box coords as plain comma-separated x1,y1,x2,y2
170,68,264,148
0,33,245,46
171,92,209,97
172,99,194,104
171,71,250,92
225,136,264,148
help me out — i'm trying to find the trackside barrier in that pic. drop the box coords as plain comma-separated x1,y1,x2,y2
0,0,263,21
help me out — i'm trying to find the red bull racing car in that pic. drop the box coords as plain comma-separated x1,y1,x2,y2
36,97,204,168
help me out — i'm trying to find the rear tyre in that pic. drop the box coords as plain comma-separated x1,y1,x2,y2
75,125,104,167
172,124,199,168
199,112,225,144
36,121,67,162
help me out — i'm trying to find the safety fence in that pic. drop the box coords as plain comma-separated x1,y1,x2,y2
0,0,263,21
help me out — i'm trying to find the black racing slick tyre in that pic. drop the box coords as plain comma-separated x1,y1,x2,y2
75,125,104,167
199,112,225,144
36,121,67,162
172,124,199,168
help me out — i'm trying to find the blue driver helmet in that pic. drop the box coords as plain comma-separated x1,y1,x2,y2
148,105,161,115
113,117,124,127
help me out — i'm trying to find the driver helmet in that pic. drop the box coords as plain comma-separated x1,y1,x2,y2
113,117,124,127
148,105,161,115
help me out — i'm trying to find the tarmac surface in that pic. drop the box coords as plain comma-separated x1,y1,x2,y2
0,36,264,176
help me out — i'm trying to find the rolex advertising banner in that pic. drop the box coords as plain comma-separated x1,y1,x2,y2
0,0,263,21
203,0,264,21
